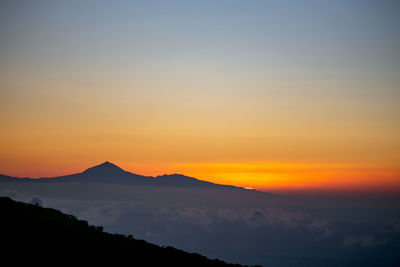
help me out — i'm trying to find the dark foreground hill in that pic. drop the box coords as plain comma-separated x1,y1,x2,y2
0,197,254,266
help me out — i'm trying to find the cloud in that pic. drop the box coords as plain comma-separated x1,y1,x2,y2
0,191,46,207
0,190,25,200
79,205,121,226
238,207,301,228
157,205,333,240
218,207,327,231
29,195,44,207
157,207,213,229
158,206,308,229
387,220,400,233
343,235,388,248
309,219,333,238
395,222,400,233
216,209,240,222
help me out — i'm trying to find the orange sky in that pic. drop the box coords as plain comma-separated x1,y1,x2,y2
0,1,399,193
1,157,399,193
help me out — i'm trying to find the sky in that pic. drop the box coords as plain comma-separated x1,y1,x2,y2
1,0,399,193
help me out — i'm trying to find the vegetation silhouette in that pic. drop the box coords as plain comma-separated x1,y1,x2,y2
0,197,258,266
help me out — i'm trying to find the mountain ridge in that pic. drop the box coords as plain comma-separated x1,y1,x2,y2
0,161,247,191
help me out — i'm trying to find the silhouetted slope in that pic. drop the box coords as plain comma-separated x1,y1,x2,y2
0,197,252,266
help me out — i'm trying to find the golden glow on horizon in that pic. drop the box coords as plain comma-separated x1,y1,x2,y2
170,163,400,192
1,159,399,193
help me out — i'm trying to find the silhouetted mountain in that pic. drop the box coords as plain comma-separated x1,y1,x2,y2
154,173,238,189
0,174,30,182
49,161,151,185
0,196,253,266
83,161,127,175
0,161,246,190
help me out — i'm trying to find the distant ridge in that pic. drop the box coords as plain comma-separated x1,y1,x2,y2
0,161,247,191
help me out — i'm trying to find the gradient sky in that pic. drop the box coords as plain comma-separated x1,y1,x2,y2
1,0,399,192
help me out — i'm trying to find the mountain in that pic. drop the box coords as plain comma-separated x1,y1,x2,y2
83,161,128,175
0,196,251,266
0,161,245,190
46,161,151,185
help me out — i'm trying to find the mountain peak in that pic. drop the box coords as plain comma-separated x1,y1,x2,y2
83,161,126,175
98,161,119,168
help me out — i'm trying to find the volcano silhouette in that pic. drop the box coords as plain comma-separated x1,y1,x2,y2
0,161,243,190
